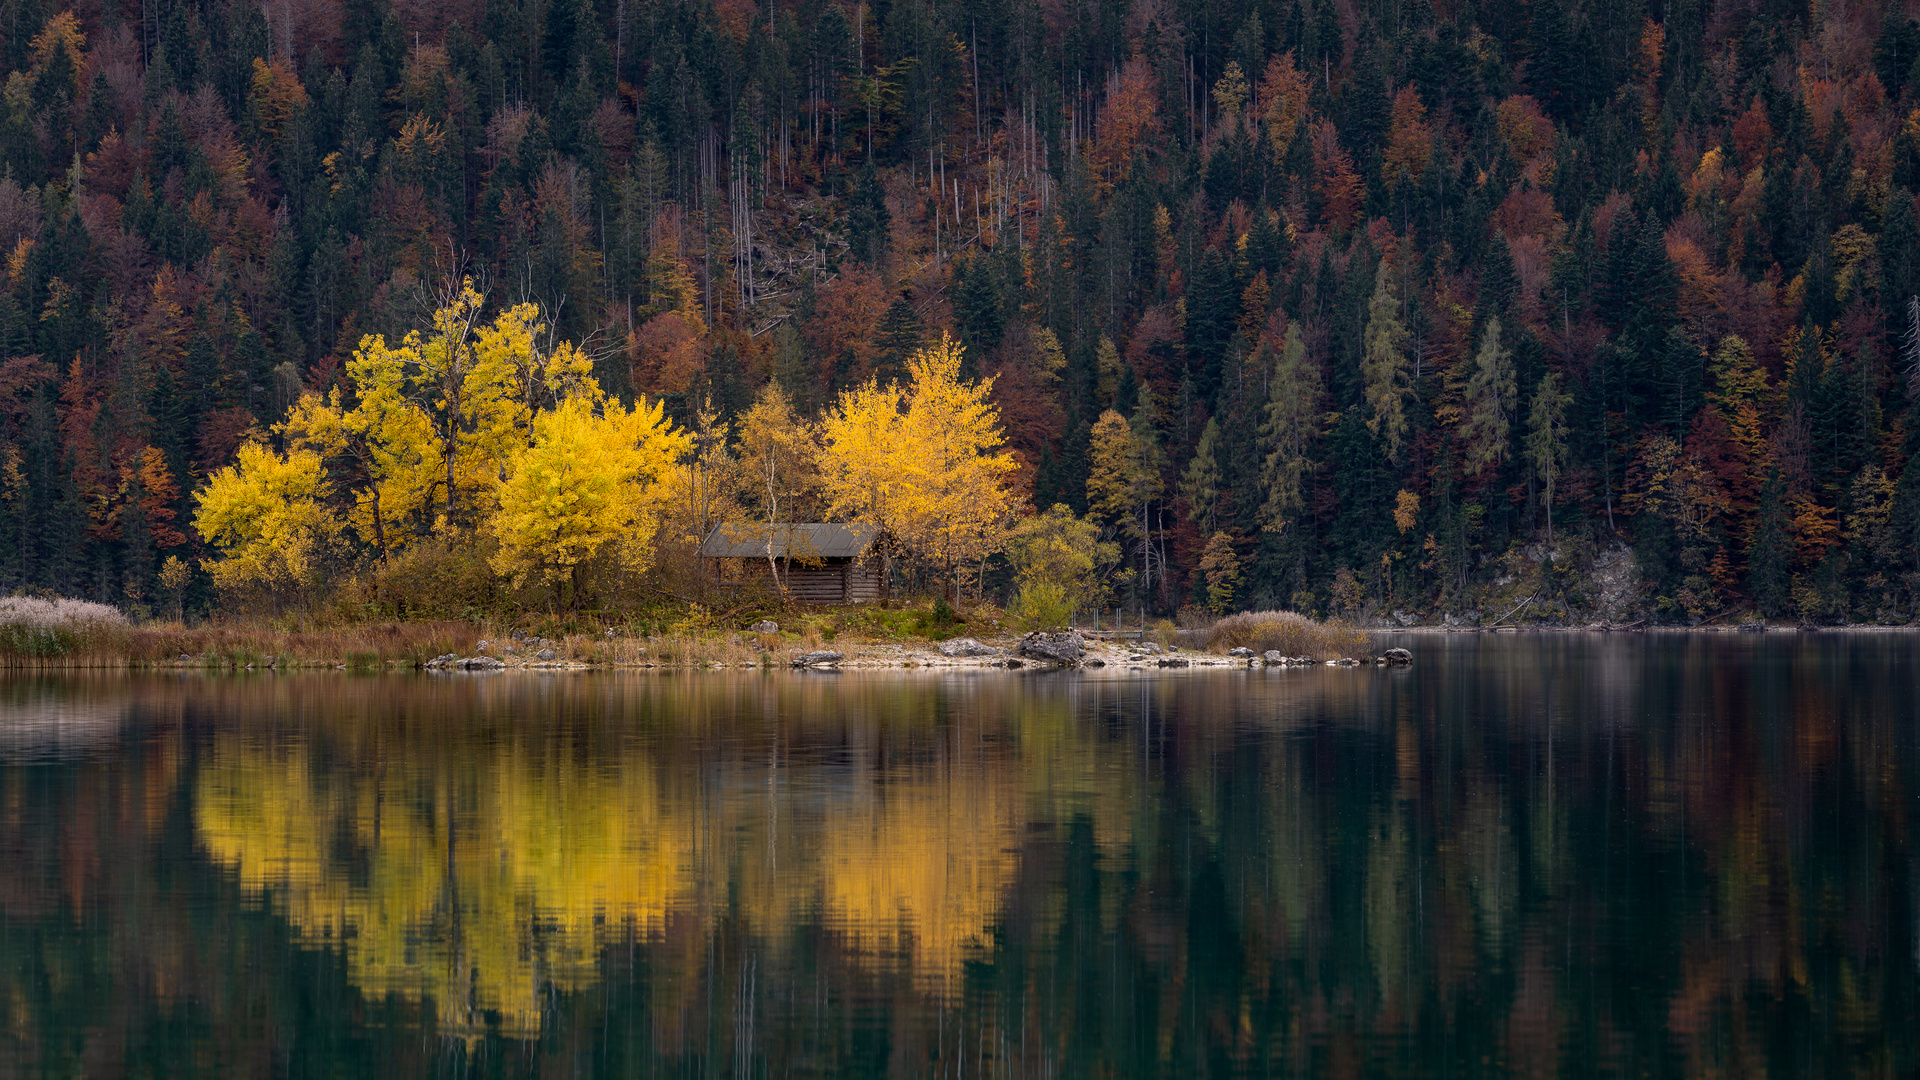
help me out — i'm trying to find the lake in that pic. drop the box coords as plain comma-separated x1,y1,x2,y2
0,632,1914,1077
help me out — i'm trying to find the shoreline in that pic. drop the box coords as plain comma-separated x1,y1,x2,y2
4,620,1914,674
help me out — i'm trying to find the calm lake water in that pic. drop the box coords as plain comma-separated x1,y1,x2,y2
0,633,1915,1077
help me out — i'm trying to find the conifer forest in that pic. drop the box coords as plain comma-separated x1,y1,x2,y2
6,0,1920,625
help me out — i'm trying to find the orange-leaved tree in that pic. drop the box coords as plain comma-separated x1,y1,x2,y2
819,333,1019,596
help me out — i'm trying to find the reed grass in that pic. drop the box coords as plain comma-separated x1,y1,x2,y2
0,612,480,670
1192,611,1372,661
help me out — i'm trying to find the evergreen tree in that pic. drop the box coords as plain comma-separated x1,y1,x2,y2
1748,467,1793,618
1360,265,1413,462
847,162,891,267
1462,316,1515,476
873,296,925,385
1180,418,1222,536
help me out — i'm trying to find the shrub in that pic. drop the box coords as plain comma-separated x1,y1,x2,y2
362,537,508,620
1200,610,1370,660
1009,580,1076,632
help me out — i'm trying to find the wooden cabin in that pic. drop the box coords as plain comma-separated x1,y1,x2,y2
697,523,891,605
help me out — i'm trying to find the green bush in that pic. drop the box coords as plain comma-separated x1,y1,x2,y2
1009,581,1075,632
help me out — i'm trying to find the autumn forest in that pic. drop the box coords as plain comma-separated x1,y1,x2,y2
4,0,1920,622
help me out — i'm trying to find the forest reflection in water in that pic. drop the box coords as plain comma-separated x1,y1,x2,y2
0,632,1915,1077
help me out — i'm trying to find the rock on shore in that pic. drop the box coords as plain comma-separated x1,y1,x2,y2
937,637,998,657
1018,630,1086,665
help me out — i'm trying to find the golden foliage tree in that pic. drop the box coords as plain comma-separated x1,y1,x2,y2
489,393,688,602
193,441,342,604
285,282,598,556
343,281,541,529
1087,406,1165,594
820,333,1018,592
731,382,825,593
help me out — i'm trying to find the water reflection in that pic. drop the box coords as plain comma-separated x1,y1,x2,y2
0,633,1915,1076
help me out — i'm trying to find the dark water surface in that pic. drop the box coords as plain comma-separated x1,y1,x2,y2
1,633,1916,1077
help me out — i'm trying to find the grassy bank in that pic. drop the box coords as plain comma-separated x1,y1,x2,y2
0,596,1375,670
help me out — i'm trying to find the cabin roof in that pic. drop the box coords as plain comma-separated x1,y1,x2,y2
697,522,882,560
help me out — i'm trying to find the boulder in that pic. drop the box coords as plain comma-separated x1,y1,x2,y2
1017,630,1086,665
1737,620,1765,633
424,653,459,670
750,620,780,634
792,650,844,668
474,640,492,652
1227,646,1255,659
1156,657,1191,668
455,656,506,671
937,637,998,657
1262,650,1286,665
1381,648,1413,666
535,648,556,661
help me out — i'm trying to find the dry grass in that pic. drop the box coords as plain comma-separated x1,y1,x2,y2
573,632,774,667
0,616,482,670
1193,610,1372,661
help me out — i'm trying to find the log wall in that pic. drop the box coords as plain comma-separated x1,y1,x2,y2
707,557,883,605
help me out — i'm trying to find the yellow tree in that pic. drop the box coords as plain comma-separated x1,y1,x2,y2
489,393,689,603
732,383,824,594
345,281,545,530
290,284,593,554
821,333,1018,595
1005,504,1117,612
281,388,432,562
1087,407,1165,595
193,441,342,605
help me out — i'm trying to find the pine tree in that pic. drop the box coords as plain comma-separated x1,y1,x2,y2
1524,371,1571,543
1748,467,1793,617
1197,531,1241,614
1361,264,1414,462
847,161,891,267
1180,418,1222,535
1894,450,1920,575
1260,322,1320,535
873,296,925,385
1462,316,1516,475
